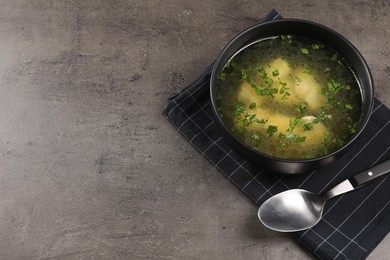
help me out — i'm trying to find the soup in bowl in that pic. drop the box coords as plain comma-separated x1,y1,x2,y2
210,19,374,174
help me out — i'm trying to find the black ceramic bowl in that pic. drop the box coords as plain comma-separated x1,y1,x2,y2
210,19,375,174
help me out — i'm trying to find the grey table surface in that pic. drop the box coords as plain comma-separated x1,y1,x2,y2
0,1,389,259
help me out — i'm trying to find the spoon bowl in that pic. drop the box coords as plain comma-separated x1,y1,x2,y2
258,158,390,232
258,189,326,232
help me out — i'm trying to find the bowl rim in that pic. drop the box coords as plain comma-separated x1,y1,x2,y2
210,18,375,163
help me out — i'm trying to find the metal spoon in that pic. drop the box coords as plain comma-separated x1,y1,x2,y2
258,158,390,232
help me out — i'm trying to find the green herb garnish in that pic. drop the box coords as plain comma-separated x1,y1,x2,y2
218,72,227,81
249,102,256,110
252,83,278,98
301,48,309,54
241,68,248,80
281,35,292,44
332,137,345,148
303,65,313,75
234,102,245,119
289,118,302,132
256,66,267,79
226,60,238,70
327,80,342,93
281,92,290,100
279,81,287,88
266,125,278,137
264,77,274,86
348,122,357,134
303,123,314,131
297,102,307,114
315,111,332,123
312,43,321,49
242,119,251,127
253,118,268,126
345,104,353,110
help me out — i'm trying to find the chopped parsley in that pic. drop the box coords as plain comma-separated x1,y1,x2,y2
253,118,268,126
301,48,309,54
297,102,307,114
234,102,245,119
303,123,314,131
281,35,292,44
345,104,353,110
327,80,342,93
295,136,306,143
249,102,256,110
330,53,338,61
266,125,278,137
312,43,322,49
241,68,248,80
218,72,227,81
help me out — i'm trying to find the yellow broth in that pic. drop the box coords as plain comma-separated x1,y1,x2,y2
216,35,362,160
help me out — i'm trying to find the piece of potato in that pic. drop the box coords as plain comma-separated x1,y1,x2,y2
236,81,263,106
265,58,291,79
264,58,301,105
233,58,328,153
294,68,325,110
241,112,327,151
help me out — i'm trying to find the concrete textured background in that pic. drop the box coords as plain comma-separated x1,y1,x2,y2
0,0,389,259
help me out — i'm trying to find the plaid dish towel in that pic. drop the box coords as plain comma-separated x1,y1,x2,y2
162,10,390,260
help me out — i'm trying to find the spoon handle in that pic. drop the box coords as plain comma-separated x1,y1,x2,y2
349,158,390,188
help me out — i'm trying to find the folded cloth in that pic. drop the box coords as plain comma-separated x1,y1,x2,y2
162,9,390,260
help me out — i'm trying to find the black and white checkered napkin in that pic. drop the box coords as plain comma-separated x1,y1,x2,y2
162,10,390,260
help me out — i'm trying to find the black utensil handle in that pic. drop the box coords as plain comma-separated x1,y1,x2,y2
350,159,390,188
